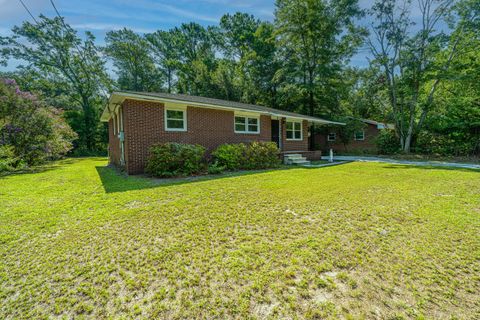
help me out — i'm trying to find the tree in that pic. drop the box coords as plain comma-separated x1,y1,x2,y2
211,59,241,101
245,22,283,109
219,12,261,60
0,16,111,152
340,67,392,121
105,28,162,92
0,78,76,167
368,0,467,152
275,0,366,118
145,30,180,93
217,14,282,108
417,0,480,155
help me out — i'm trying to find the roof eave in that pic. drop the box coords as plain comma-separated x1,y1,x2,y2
101,91,344,125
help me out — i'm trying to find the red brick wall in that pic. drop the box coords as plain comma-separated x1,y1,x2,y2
108,118,121,166
122,99,273,174
282,119,309,152
314,123,380,153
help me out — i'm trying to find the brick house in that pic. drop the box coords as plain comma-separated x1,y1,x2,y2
314,118,394,154
100,91,344,174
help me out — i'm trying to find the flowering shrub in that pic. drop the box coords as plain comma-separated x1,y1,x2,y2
0,78,77,170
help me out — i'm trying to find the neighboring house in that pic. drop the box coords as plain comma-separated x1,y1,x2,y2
314,118,395,154
101,91,344,174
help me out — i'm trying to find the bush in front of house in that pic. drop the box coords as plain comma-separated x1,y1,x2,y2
243,141,281,169
212,141,280,170
211,143,247,170
207,161,226,174
146,143,206,177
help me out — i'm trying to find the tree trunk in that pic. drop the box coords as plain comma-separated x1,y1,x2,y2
81,96,94,152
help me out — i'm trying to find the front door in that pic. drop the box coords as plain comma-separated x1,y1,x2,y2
271,120,280,148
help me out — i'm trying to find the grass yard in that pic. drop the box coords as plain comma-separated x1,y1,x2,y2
1,158,479,319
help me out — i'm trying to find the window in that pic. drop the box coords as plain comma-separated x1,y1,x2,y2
354,130,365,141
235,116,259,134
286,121,302,140
327,132,336,142
165,108,186,131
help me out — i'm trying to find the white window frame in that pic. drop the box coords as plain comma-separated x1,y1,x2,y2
327,132,336,142
286,120,303,141
234,115,260,134
354,130,365,141
165,107,187,132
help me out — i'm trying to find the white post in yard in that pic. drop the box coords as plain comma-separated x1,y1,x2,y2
329,149,333,163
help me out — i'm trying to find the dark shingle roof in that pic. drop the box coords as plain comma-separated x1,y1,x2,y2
106,91,344,125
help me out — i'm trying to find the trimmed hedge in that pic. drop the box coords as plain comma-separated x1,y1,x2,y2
212,141,280,170
146,143,206,177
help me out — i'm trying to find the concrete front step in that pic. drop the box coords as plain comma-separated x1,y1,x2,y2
284,154,303,158
284,153,311,166
290,160,311,165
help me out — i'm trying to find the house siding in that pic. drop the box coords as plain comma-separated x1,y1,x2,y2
121,99,272,174
108,118,121,167
282,119,309,152
314,122,380,153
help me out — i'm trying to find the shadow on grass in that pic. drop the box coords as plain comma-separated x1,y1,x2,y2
0,158,78,179
95,165,311,193
380,163,480,173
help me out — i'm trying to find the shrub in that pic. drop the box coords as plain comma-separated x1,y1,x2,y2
0,145,23,172
207,162,226,175
243,141,281,169
413,131,476,156
211,143,246,170
212,141,280,170
376,130,400,154
0,79,76,166
145,143,206,177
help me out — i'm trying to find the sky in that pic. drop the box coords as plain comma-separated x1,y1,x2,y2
0,0,428,72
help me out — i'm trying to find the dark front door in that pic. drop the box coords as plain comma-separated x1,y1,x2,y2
271,120,280,147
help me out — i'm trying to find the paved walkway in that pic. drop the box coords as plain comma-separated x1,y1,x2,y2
320,156,480,170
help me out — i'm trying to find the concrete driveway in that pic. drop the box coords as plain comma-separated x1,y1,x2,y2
321,155,480,170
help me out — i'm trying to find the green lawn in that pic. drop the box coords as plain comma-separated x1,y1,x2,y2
1,158,479,319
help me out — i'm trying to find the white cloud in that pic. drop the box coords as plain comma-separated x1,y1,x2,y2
72,23,156,34
155,3,219,22
115,0,220,23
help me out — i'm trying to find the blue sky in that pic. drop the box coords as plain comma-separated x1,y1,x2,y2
0,0,419,71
